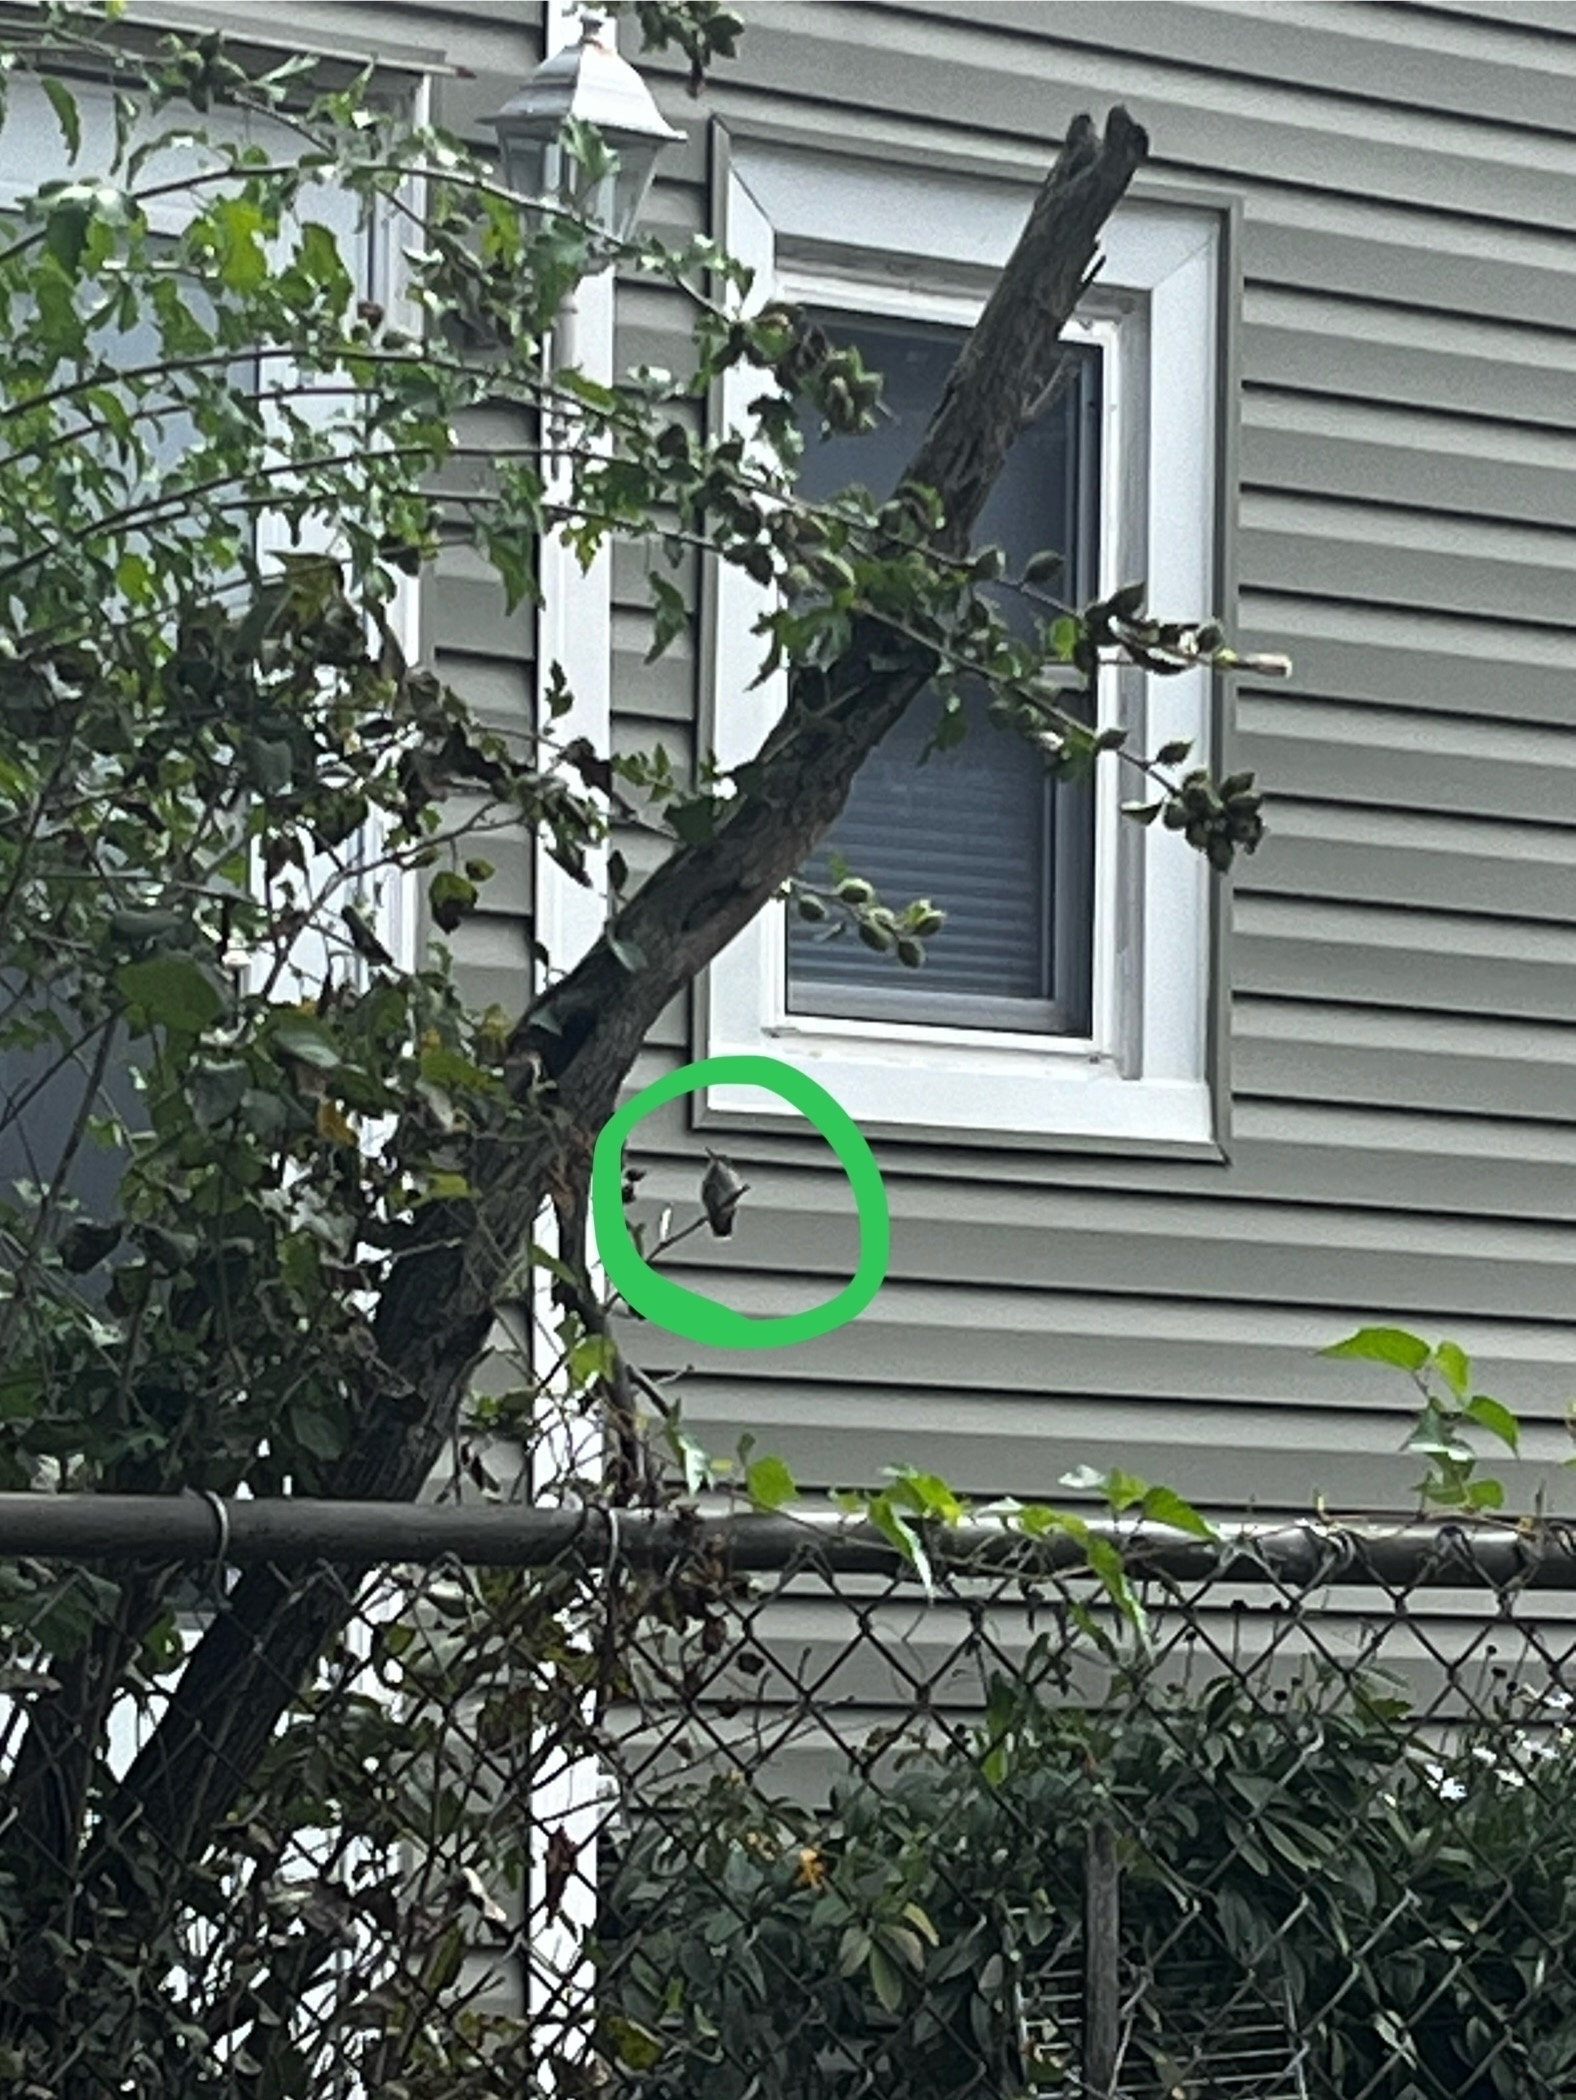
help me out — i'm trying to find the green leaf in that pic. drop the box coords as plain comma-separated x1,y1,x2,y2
241,1089,290,1140
881,1923,927,1973
646,572,689,662
1103,1466,1149,1513
668,795,721,846
866,1493,932,1595
1085,1535,1148,1643
187,1058,250,1129
884,1465,964,1523
1322,1326,1431,1373
868,1943,903,2012
1464,1393,1520,1453
605,2016,664,2073
745,1454,796,1511
1432,1340,1471,1400
116,956,223,1036
209,196,269,292
43,200,91,276
558,369,619,412
115,551,152,603
271,1017,341,1070
1141,1485,1218,1541
664,1425,712,1495
837,1926,871,1979
42,76,81,162
1465,1476,1506,1510
569,1333,617,1385
429,869,478,933
418,1044,490,1091
286,1401,347,1463
244,737,294,793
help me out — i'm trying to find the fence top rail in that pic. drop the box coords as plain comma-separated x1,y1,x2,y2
0,1492,1573,1591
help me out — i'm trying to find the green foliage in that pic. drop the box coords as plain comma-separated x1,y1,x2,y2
608,1667,1576,2100
1324,1329,1530,1511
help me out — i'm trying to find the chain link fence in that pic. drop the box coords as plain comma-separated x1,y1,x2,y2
1,1498,1575,2097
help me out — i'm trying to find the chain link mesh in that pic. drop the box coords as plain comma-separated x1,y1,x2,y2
1,1514,1574,2097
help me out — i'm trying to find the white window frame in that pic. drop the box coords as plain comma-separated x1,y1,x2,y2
698,142,1223,1151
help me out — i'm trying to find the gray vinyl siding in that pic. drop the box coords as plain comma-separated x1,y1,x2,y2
607,0,1576,1519
351,2,1576,1518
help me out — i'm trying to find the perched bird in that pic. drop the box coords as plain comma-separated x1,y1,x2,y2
700,1149,747,1238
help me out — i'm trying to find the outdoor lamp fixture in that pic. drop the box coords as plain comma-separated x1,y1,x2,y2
487,11,686,254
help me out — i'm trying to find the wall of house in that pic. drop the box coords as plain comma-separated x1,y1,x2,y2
358,0,1576,1520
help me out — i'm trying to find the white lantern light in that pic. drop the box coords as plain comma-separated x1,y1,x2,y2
487,12,686,253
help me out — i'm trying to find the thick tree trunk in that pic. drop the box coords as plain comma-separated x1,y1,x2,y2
83,106,1148,1910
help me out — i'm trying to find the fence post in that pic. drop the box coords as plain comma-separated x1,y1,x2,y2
1084,1818,1120,2098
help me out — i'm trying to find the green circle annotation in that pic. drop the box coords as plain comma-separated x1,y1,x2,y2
590,1053,889,1350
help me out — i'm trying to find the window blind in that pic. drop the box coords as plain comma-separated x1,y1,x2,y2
786,314,1099,1036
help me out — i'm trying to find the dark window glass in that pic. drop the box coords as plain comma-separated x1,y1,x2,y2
787,315,1100,1035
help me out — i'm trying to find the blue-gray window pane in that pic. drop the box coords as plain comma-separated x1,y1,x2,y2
786,316,1099,1036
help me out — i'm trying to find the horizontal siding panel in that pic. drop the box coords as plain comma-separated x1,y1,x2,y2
615,280,700,380
435,792,533,913
1242,290,1576,427
1245,215,1576,335
1239,597,1576,725
1242,392,1576,532
725,3,1576,232
612,538,699,615
625,1029,1576,1220
1236,997,1576,1121
653,1342,1576,1509
432,541,532,660
1240,492,1576,626
636,1167,1576,1321
1230,1100,1576,1221
612,713,694,778
888,0,1576,136
613,611,693,724
435,654,532,734
1235,894,1576,1022
1235,692,1576,822
1423,0,1576,39
443,912,537,1020
1246,799,1576,920
641,1282,1576,1413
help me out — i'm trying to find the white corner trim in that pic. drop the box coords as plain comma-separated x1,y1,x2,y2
698,146,1220,1148
534,0,614,984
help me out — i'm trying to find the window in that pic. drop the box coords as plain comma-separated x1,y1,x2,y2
787,309,1101,1039
699,142,1225,1152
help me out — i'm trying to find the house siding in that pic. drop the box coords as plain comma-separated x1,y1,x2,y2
364,0,1576,1517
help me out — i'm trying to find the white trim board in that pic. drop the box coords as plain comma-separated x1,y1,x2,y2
697,141,1222,1151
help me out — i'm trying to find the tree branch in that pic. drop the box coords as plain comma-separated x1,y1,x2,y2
87,107,1148,1903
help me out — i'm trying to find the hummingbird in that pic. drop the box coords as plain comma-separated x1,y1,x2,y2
700,1149,747,1238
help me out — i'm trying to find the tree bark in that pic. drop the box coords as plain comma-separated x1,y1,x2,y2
83,106,1149,1908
